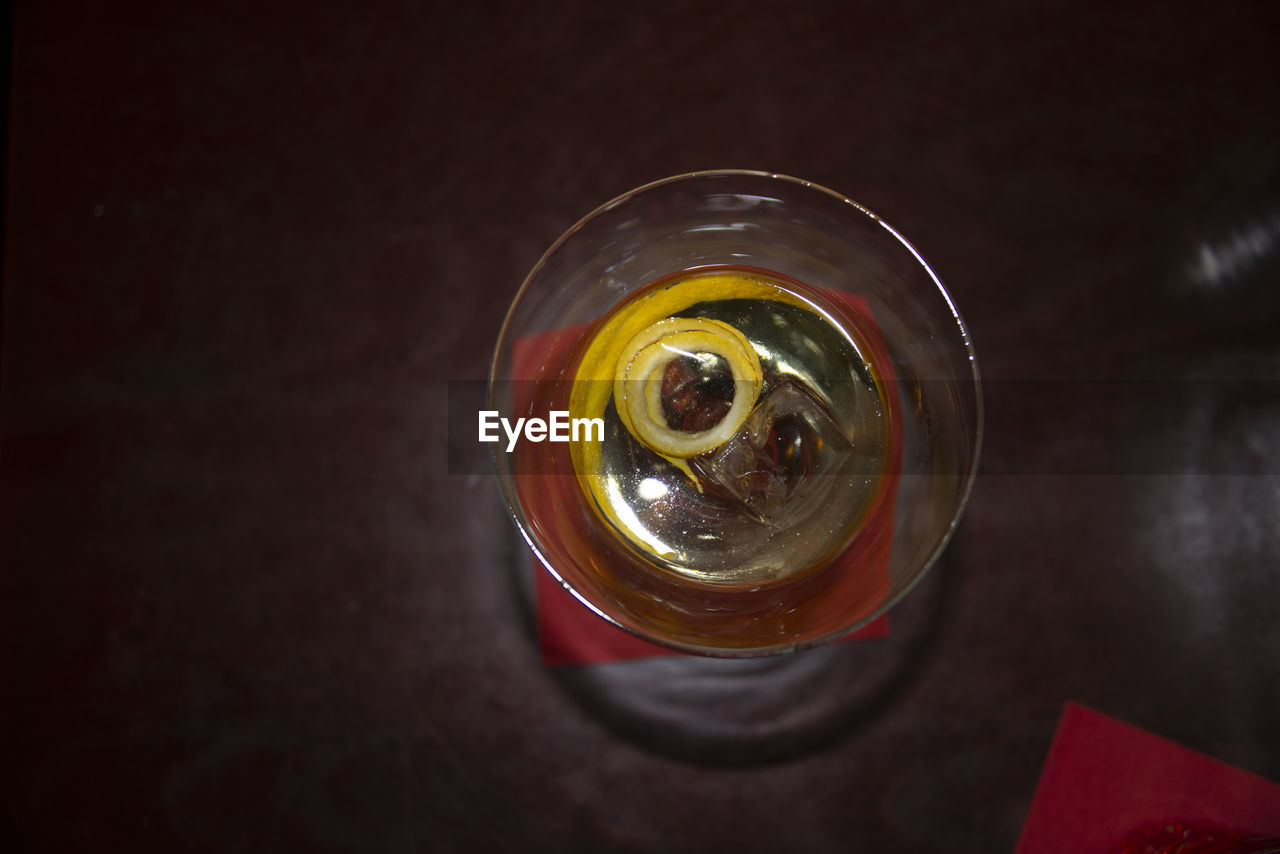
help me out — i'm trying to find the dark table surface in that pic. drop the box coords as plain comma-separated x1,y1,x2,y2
4,2,1279,851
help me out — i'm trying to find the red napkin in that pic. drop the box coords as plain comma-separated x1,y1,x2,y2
510,287,897,667
1015,703,1280,853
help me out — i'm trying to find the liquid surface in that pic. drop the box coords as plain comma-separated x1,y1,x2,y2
566,268,892,587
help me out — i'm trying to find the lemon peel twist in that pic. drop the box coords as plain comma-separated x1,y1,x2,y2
566,273,819,558
613,316,763,460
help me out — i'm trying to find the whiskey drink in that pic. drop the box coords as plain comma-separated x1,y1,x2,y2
490,171,981,656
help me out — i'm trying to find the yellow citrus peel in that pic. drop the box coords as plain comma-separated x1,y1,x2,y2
614,316,762,460
568,273,813,554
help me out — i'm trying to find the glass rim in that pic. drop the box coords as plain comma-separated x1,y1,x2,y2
487,169,984,656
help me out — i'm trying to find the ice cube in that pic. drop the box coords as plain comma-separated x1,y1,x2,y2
691,380,858,528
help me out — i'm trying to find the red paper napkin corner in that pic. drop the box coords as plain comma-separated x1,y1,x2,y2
1015,702,1280,854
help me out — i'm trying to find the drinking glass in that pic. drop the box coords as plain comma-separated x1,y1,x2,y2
489,170,981,657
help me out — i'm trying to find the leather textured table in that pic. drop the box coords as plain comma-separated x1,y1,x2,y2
3,2,1278,851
